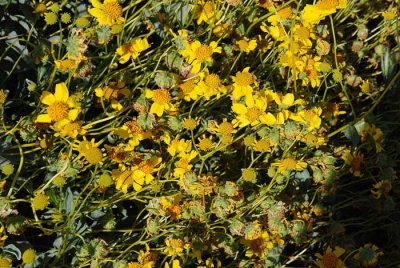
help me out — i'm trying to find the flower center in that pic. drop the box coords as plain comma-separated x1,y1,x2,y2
85,147,103,164
281,158,297,169
180,80,196,94
48,101,69,121
219,121,234,134
205,74,221,89
242,168,256,181
139,161,154,174
198,138,213,151
246,107,262,122
195,45,213,62
295,27,310,40
103,2,123,20
321,252,339,268
235,71,254,87
183,118,198,130
237,40,250,50
152,89,171,105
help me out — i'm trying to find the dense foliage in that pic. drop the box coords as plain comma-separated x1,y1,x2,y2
0,0,399,267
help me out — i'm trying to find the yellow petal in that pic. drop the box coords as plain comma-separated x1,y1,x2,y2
232,103,247,114
40,91,55,105
68,109,79,121
54,83,69,102
36,114,52,123
282,93,294,106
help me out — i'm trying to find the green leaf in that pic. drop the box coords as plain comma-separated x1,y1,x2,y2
344,125,360,147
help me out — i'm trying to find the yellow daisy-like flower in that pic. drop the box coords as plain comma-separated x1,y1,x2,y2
354,243,383,266
197,135,215,151
208,118,237,136
302,0,347,26
195,70,227,100
236,37,257,53
112,157,162,192
56,121,88,138
231,67,257,100
173,151,198,179
36,82,80,130
178,78,200,101
315,246,346,268
88,0,125,26
179,41,222,74
32,193,49,211
44,12,58,25
193,0,217,25
271,157,308,174
232,94,276,127
1,163,14,176
116,37,150,64
55,59,79,72
182,117,199,130
164,237,186,256
290,107,322,131
145,88,175,117
74,137,104,165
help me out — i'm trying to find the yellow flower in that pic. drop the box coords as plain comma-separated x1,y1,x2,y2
315,246,346,268
371,180,391,199
55,59,79,72
32,193,49,211
113,118,151,150
44,12,58,25
341,150,363,177
267,6,293,26
195,70,227,100
290,107,322,131
213,23,232,38
354,243,383,266
231,67,257,100
145,88,175,117
165,137,192,157
197,135,215,151
208,118,237,136
179,41,221,73
178,78,200,101
56,121,88,138
242,168,257,182
22,248,36,264
302,0,347,26
183,117,199,130
36,82,80,130
236,37,257,53
116,37,150,64
1,163,14,176
173,151,197,179
193,0,217,25
271,157,307,174
113,157,162,192
164,237,186,256
88,0,125,26
232,94,276,127
74,137,104,165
